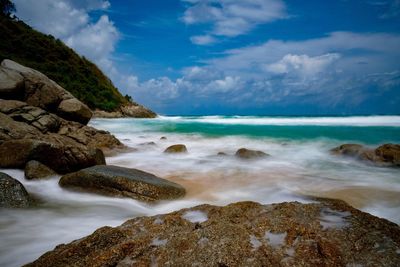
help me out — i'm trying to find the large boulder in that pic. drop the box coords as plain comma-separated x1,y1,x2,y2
164,144,188,154
0,172,30,208
331,143,400,167
24,160,56,180
235,148,269,159
0,139,105,174
57,98,92,125
27,198,400,266
0,59,92,124
59,165,186,202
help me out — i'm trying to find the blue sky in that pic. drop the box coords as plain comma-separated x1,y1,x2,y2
14,0,400,115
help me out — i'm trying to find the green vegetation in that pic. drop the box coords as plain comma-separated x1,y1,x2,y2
0,15,129,111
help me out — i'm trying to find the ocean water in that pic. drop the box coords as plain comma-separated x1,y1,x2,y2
1,115,400,266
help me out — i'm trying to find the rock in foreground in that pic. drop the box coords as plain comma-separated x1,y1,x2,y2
24,160,56,180
27,198,400,266
59,165,185,202
0,172,30,208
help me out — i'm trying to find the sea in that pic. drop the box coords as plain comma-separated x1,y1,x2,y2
1,115,400,266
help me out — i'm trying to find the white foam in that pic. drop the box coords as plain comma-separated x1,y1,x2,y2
319,208,351,230
265,231,287,248
249,235,262,250
157,115,400,127
182,210,208,223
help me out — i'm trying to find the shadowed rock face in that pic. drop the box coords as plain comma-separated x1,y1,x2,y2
0,172,30,208
331,143,400,167
26,198,400,267
24,160,56,180
59,165,186,202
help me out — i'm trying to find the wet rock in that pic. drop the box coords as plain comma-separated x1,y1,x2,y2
375,144,400,166
164,144,188,153
330,144,367,157
0,172,30,208
57,98,92,125
217,152,227,156
27,198,400,267
59,165,185,202
235,148,269,159
331,143,400,167
160,136,167,140
24,160,56,180
0,139,105,174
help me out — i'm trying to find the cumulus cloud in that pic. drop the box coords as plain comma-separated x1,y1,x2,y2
264,53,341,77
182,0,287,44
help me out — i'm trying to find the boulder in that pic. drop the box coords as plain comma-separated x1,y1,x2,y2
57,98,92,125
26,198,400,266
164,144,188,153
120,103,156,118
375,144,400,166
0,67,24,99
59,165,185,202
0,172,30,208
0,139,105,174
330,144,367,157
331,143,400,167
24,160,56,180
235,148,269,159
0,59,92,124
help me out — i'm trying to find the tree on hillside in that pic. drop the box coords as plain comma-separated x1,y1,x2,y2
0,0,15,17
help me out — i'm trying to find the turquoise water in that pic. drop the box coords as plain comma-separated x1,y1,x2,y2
99,115,400,145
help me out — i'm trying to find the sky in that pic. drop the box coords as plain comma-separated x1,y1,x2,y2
13,0,400,115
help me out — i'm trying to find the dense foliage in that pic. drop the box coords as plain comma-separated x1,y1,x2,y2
0,16,128,111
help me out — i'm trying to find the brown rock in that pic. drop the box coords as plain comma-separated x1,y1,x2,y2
235,148,269,159
375,144,400,166
330,144,367,157
120,103,156,118
26,198,400,267
59,165,186,202
57,98,92,125
164,144,188,153
24,160,56,180
0,67,25,99
0,172,30,208
0,139,105,174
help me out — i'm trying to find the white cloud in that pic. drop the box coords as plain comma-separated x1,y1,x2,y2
65,15,119,64
182,0,287,44
190,35,217,45
265,53,341,77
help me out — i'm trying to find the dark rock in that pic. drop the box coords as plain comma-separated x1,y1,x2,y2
330,144,367,157
235,148,269,159
24,160,56,180
164,144,188,153
1,60,93,124
59,165,185,202
0,139,105,174
217,152,227,156
0,172,30,208
160,136,167,140
57,98,92,125
26,198,400,266
331,143,400,167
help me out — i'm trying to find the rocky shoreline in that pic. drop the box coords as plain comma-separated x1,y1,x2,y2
1,60,400,266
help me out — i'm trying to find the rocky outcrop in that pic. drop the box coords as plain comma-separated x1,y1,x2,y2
59,165,186,202
331,143,400,167
235,148,269,159
27,198,400,266
93,103,157,119
24,160,56,180
0,172,30,208
0,98,123,172
0,59,92,124
164,144,188,153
